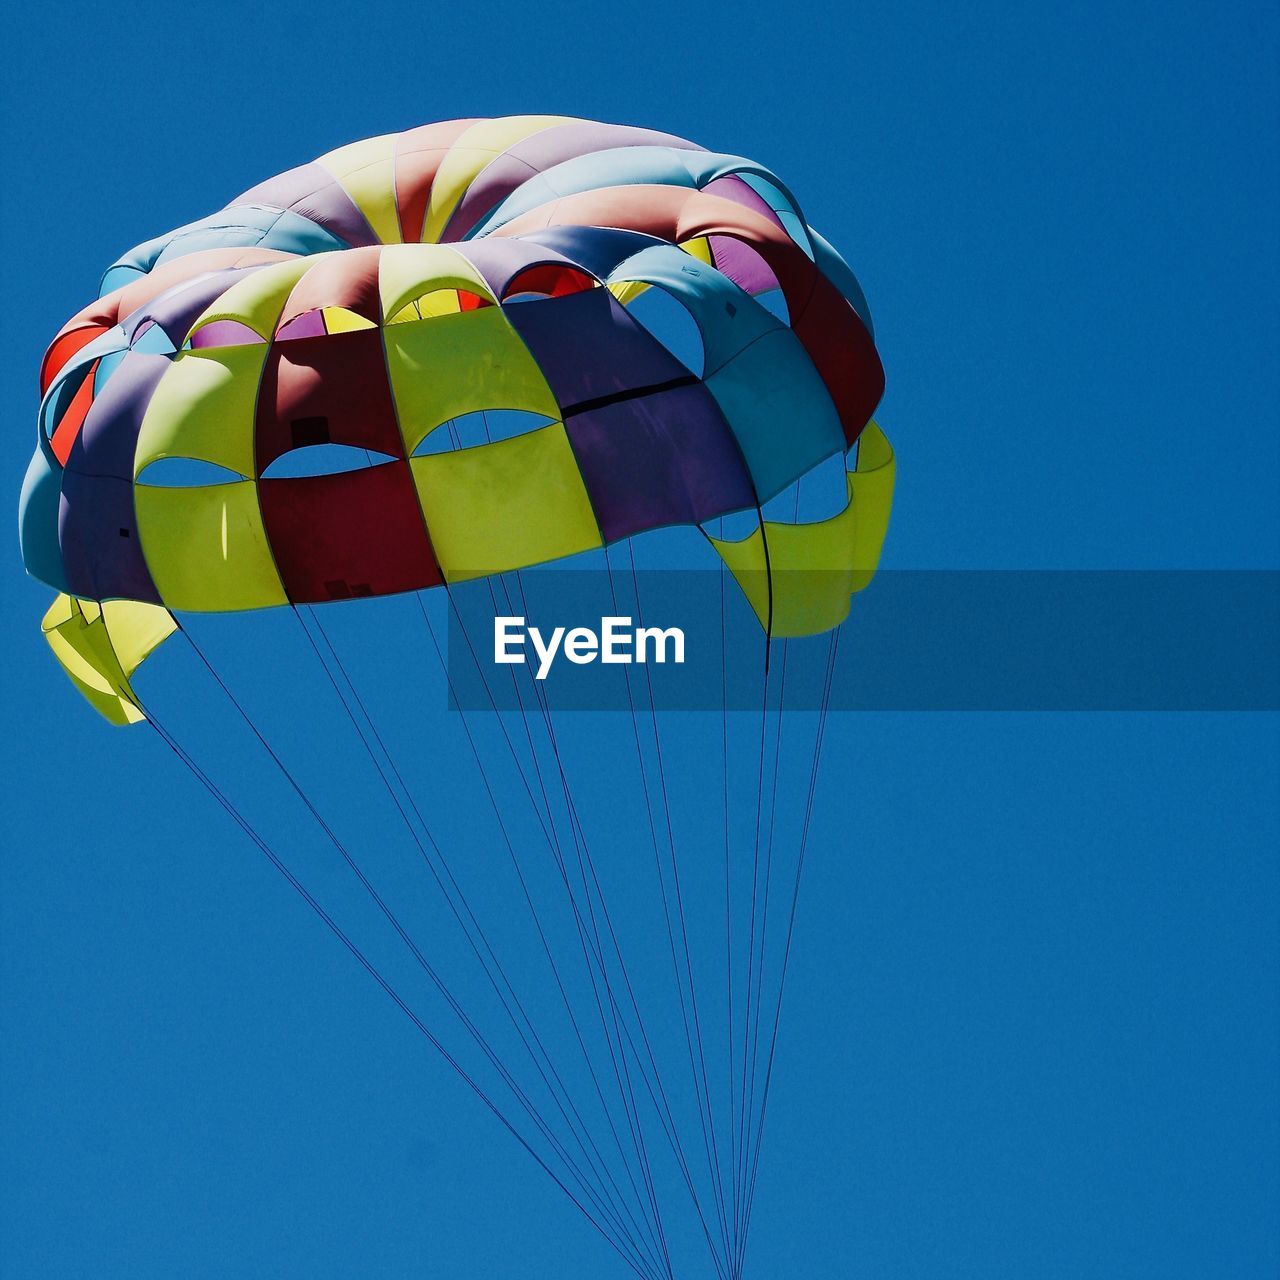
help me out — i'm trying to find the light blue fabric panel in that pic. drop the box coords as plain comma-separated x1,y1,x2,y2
99,206,346,295
705,328,845,503
93,349,128,389
18,444,70,594
605,243,842,501
736,173,814,257
606,243,781,372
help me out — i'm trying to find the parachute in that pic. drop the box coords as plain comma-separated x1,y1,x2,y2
19,116,892,1279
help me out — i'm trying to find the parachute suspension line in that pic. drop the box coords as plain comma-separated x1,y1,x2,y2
138,702,657,1280
609,541,736,1273
732,631,770,1274
473,411,724,1278
730,476,809,1280
720,495,775,1273
295,606,669,1278
499,586,732,1280
421,582,680,1280
739,627,842,1260
422,601,675,1280
490,569,678,1280
179,626,662,1280
720,554,741,1272
732,634,789,1280
446,573,731,1280
440,415,674,1277
425,578,714,1265
623,544,736,1265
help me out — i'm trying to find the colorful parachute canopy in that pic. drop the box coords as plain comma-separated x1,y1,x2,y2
18,115,890,720
17,117,899,1280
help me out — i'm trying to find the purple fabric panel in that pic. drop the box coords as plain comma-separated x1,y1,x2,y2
504,288,690,411
457,238,573,297
58,472,160,604
566,383,755,542
192,319,265,348
234,162,377,246
440,154,542,242
276,310,326,340
69,352,170,480
126,267,259,345
702,176,785,293
707,234,780,295
701,175,783,225
442,122,704,241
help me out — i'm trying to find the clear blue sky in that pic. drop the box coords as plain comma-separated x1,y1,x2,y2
2,2,1278,1278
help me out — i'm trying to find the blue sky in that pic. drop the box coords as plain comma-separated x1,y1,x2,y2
2,2,1278,1277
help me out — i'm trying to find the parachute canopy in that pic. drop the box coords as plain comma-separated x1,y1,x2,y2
16,116,897,1280
20,116,890,720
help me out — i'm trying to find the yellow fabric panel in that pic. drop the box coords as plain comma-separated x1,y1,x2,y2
134,345,266,479
188,256,315,340
847,420,896,594
316,133,401,244
710,422,896,637
136,481,287,612
680,236,713,265
386,307,561,454
421,116,577,243
388,289,464,322
378,244,495,320
321,306,375,333
40,594,174,726
99,599,179,677
411,423,601,581
608,279,648,306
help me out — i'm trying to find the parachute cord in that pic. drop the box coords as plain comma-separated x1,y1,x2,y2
609,542,736,1272
735,635,789,1278
624,545,736,1259
448,577,730,1280
732,634,769,1268
178,626,660,1280
455,415,668,1271
296,606,668,1276
739,627,842,1260
720,556,741,1271
316,607,674,1280
500,575,731,1280
139,702,657,1280
425,583,681,1280
490,571,677,1280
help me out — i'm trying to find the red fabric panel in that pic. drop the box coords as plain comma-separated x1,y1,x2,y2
50,359,99,465
259,460,442,602
277,246,383,328
392,119,483,243
41,326,107,396
255,327,404,472
502,264,597,299
789,271,885,446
